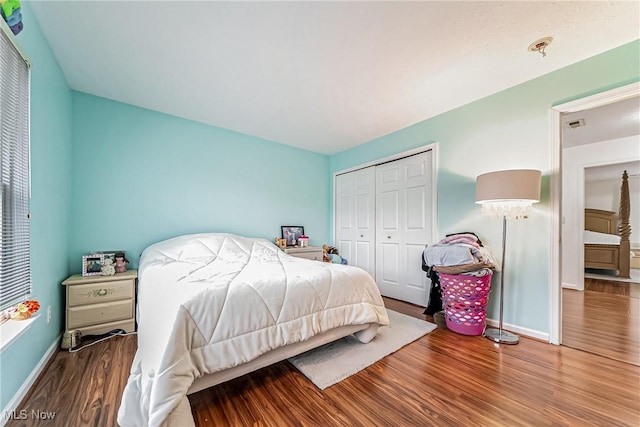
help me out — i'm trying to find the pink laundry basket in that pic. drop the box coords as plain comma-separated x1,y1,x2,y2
439,272,492,336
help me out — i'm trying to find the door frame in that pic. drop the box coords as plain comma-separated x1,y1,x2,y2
332,143,439,251
549,81,640,345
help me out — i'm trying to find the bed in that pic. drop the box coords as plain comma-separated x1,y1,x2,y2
584,170,631,279
117,233,389,427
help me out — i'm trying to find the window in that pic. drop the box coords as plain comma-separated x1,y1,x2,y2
0,24,31,309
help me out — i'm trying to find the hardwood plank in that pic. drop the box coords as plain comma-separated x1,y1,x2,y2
5,333,136,427
7,297,640,426
562,281,640,365
584,277,638,296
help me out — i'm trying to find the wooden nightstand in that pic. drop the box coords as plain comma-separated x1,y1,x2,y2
284,246,324,261
61,270,137,335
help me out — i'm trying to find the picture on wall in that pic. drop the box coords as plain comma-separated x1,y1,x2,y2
281,226,304,247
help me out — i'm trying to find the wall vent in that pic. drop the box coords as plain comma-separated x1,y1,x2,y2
566,119,585,129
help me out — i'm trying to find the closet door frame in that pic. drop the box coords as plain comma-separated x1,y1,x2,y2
332,143,439,269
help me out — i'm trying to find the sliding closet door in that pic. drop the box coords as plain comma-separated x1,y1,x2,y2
335,167,376,278
375,151,433,306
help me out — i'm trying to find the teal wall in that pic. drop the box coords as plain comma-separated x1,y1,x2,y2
0,3,72,410
330,39,640,335
69,93,330,272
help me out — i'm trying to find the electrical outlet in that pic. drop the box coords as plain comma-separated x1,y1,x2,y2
47,306,52,324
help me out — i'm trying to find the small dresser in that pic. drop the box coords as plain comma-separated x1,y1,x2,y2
61,270,137,335
284,246,324,261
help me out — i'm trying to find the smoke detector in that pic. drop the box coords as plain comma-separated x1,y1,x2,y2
528,37,553,57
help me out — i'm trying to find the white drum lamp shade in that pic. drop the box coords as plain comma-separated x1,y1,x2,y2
476,169,541,205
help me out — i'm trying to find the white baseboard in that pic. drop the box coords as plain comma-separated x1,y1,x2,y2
485,318,549,342
562,282,578,290
1,334,61,427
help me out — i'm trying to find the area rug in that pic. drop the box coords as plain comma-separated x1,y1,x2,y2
288,309,436,389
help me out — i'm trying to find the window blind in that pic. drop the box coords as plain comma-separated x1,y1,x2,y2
0,24,31,309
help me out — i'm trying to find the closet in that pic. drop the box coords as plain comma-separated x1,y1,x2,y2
335,149,435,306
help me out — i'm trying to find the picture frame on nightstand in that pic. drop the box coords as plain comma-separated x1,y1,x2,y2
92,249,124,266
281,226,304,246
82,254,104,276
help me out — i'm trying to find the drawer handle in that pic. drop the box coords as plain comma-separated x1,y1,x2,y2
97,289,107,296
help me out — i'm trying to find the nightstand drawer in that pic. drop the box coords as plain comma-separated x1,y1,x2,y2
78,319,135,335
291,250,323,261
284,246,324,261
67,279,135,307
68,299,134,329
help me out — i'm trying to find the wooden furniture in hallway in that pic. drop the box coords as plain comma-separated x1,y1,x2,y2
584,170,632,278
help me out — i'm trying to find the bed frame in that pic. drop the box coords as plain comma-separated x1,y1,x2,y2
186,322,377,394
584,170,631,278
161,323,378,426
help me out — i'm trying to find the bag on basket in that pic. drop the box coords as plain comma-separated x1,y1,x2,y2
423,267,443,316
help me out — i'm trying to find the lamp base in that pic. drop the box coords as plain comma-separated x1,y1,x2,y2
483,328,519,344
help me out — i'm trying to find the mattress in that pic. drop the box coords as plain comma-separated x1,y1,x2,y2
584,230,621,245
117,233,389,427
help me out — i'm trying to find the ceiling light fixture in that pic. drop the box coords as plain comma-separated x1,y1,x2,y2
528,37,553,58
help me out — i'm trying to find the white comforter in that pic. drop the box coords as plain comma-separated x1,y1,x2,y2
117,233,388,426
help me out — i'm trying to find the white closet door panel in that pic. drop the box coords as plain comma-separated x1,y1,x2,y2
355,241,373,275
335,166,376,280
376,159,403,299
406,159,425,179
376,151,433,306
380,168,399,185
404,153,433,243
336,175,354,203
380,242,400,284
380,191,400,231
356,193,372,230
405,243,428,291
338,196,353,230
406,185,426,230
356,171,373,191
336,172,354,235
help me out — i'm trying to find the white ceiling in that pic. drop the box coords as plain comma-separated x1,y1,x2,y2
29,1,640,155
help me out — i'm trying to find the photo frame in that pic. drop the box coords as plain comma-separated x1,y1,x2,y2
94,250,124,266
82,254,105,277
281,226,304,246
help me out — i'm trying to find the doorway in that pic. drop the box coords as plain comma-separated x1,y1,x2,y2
552,83,640,364
563,163,640,365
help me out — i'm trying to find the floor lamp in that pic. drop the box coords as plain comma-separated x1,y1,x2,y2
475,169,542,344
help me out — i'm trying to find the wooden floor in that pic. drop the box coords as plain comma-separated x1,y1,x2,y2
8,297,640,427
562,277,640,366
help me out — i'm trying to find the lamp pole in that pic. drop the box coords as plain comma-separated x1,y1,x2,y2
484,215,519,344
